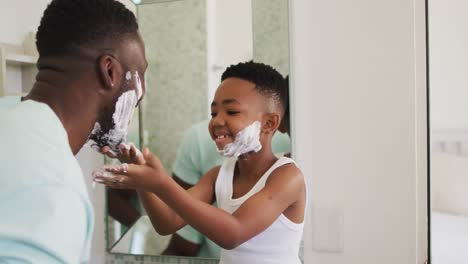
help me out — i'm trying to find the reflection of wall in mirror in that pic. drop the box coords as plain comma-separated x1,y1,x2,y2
429,1,468,263
139,0,208,175
430,130,468,263
207,0,254,112
140,0,291,177
252,0,290,76
112,0,292,261
429,0,468,130
207,0,290,106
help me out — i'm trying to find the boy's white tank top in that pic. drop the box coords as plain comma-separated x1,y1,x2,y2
215,156,306,264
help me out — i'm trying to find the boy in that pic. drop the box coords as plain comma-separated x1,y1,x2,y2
96,62,306,264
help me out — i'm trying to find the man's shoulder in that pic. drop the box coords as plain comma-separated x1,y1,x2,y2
0,119,82,191
0,96,21,113
0,183,94,264
1,100,69,151
0,147,81,188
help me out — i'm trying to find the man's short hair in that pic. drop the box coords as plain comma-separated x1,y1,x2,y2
36,0,138,57
221,61,287,116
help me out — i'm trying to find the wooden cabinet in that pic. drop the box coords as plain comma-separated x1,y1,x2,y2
0,33,38,97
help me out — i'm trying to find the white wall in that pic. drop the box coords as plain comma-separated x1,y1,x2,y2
0,0,136,95
429,0,468,130
0,0,50,94
214,0,252,67
0,0,135,45
0,0,50,45
289,0,427,263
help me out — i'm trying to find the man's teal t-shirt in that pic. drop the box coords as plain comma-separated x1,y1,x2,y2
0,97,94,263
172,119,291,258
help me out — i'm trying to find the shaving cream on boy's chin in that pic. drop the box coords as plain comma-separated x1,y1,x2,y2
217,121,262,158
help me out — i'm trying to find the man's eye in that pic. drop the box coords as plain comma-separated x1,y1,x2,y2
227,111,240,115
210,112,217,118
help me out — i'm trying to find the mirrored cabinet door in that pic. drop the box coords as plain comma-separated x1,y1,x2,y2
106,0,292,261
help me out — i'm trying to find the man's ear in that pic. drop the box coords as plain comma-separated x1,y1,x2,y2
261,113,281,134
97,54,123,93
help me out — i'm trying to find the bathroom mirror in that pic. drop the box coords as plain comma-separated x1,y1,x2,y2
428,0,468,263
106,0,290,258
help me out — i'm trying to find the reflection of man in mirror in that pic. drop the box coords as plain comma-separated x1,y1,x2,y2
0,0,147,262
163,77,291,257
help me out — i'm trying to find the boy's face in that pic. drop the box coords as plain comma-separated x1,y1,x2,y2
209,77,266,150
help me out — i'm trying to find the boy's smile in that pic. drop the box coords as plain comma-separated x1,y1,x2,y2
214,132,233,147
213,124,235,150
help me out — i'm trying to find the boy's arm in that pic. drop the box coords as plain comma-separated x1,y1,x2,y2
95,150,305,249
100,143,217,237
154,163,305,249
172,174,194,189
135,166,219,235
162,176,203,257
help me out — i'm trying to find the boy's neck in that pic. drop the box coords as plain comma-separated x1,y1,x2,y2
236,148,278,181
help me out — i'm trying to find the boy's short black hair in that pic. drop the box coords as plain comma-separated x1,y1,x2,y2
36,0,138,57
221,61,287,116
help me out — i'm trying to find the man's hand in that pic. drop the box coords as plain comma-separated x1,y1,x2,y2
101,142,145,165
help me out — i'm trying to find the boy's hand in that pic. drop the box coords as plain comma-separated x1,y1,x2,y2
101,143,146,165
93,148,165,191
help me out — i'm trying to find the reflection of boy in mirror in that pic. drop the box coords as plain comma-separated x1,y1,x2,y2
0,0,147,262
163,78,291,257
107,188,141,227
96,61,306,264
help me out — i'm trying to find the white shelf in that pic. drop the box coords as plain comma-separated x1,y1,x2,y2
0,33,38,97
5,53,38,66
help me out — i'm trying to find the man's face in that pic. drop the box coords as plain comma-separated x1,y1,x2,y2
89,36,148,154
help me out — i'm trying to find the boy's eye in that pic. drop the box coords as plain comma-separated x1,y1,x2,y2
227,111,240,115
210,112,217,118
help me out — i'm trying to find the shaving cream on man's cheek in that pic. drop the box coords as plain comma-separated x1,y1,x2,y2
217,121,262,157
89,71,141,154
134,71,143,100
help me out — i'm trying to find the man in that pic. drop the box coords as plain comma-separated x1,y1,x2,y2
0,0,147,263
